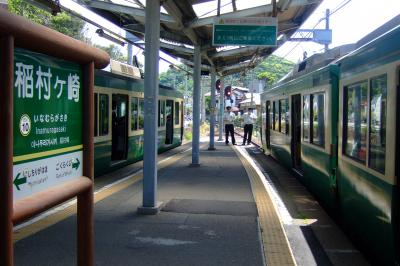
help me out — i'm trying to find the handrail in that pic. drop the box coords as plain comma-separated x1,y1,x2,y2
13,176,93,225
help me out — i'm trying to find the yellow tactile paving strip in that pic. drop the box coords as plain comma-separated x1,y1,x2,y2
14,145,197,242
233,146,296,266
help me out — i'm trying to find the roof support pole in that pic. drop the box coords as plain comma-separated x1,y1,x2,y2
126,32,133,65
208,68,216,150
218,77,224,141
191,44,201,166
138,0,161,214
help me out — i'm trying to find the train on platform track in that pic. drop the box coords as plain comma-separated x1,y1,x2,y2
260,16,400,265
93,62,184,177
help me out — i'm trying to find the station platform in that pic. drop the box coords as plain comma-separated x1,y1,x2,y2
13,137,368,266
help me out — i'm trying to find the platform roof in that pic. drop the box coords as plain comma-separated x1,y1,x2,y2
80,0,322,76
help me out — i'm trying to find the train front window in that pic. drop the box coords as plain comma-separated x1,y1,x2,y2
369,75,387,173
344,81,368,162
99,94,109,136
131,97,138,131
312,93,325,147
303,95,310,142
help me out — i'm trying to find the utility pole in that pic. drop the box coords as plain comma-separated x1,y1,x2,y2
325,9,330,52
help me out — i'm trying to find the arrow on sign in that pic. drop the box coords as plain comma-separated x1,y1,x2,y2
13,173,26,191
72,158,80,170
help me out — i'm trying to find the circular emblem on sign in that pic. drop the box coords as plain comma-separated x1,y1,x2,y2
19,114,31,137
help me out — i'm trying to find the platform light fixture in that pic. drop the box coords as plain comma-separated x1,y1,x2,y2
96,29,126,46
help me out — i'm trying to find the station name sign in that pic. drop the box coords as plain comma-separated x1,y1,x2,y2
213,17,277,46
13,48,83,201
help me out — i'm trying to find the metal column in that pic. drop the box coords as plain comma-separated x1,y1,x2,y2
138,0,161,214
218,77,224,141
191,44,201,166
208,68,216,150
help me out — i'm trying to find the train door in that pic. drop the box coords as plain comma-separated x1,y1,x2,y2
165,99,174,144
265,100,271,149
291,94,302,171
111,94,128,161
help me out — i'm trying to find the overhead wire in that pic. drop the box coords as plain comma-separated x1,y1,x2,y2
280,0,353,60
59,1,192,75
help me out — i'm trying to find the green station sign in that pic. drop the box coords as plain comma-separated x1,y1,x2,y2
13,48,83,200
213,17,277,46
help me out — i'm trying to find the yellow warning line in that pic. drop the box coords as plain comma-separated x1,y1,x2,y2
233,146,296,266
13,145,83,163
13,146,194,242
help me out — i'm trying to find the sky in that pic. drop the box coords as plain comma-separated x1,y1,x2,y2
59,0,400,72
274,0,400,63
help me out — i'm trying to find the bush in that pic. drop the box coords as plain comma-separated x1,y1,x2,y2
184,129,192,141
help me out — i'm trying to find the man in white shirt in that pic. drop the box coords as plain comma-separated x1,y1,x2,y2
223,106,236,145
242,108,257,145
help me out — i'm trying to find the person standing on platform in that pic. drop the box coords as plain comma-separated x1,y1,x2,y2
242,108,257,145
224,106,236,145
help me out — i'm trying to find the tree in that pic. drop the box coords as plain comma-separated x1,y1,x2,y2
255,55,294,87
159,65,193,96
8,0,86,41
93,44,127,63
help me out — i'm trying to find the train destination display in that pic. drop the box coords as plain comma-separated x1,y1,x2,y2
13,48,83,200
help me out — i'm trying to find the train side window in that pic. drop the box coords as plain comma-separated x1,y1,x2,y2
303,95,310,142
94,93,98,137
272,101,277,130
312,93,325,147
138,98,144,130
285,99,289,134
369,75,387,173
99,94,109,136
269,101,274,130
159,100,165,127
158,100,161,127
343,81,368,162
279,99,289,134
175,102,180,125
279,99,284,133
131,97,138,131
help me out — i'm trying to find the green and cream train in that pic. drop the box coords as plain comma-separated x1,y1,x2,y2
93,63,183,177
260,19,400,264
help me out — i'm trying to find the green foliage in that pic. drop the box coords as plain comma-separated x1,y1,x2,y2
255,55,294,86
93,44,127,63
184,128,192,140
8,0,86,41
159,66,192,97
